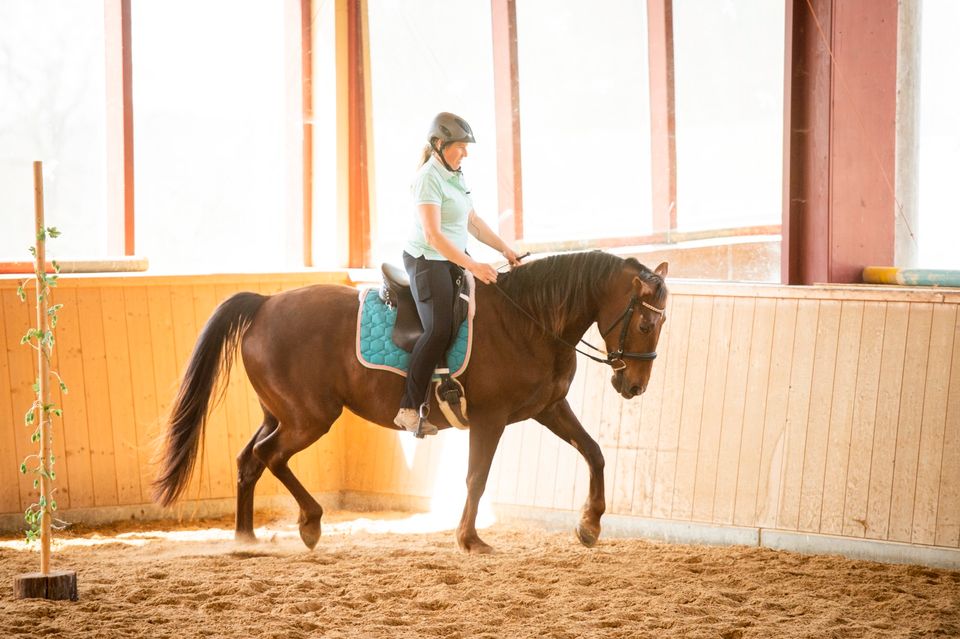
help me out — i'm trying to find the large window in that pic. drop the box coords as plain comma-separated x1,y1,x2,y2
516,0,653,242
132,0,293,273
0,1,108,260
673,0,785,232
918,0,960,269
366,0,499,265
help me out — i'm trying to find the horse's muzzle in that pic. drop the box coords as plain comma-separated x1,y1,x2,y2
611,372,645,399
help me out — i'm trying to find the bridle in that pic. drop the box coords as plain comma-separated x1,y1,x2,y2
492,281,665,371
591,294,664,371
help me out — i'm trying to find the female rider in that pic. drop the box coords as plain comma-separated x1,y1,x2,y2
395,112,521,435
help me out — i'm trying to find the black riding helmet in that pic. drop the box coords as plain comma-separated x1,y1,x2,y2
429,112,475,172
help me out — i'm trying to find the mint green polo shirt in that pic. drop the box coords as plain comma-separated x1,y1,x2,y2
405,155,473,260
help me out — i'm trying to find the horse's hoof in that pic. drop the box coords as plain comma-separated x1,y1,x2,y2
235,530,258,544
298,512,322,550
458,534,495,554
467,541,495,555
575,522,600,548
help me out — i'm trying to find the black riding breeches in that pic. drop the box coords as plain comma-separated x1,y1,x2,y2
401,252,458,409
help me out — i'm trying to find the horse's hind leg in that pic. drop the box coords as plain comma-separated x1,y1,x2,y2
535,399,605,547
253,409,340,549
235,408,279,542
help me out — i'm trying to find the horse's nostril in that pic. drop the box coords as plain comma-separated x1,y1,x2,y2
630,385,642,396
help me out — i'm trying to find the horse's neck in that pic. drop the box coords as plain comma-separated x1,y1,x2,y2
483,282,599,346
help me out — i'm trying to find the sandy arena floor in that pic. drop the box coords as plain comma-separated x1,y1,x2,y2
1,509,958,638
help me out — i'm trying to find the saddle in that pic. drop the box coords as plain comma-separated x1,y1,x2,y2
379,262,472,432
379,263,470,353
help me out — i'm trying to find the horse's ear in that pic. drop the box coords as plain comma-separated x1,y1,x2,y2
654,262,669,278
632,276,655,297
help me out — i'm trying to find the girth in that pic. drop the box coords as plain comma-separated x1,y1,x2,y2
379,263,470,353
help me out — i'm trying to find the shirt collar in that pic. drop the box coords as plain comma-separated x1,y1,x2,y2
429,153,461,181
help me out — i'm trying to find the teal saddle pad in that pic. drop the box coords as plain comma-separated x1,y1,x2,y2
356,289,470,377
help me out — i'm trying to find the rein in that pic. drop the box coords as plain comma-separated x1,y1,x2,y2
491,276,664,371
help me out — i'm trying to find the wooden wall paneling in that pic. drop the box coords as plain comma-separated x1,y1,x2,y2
550,355,588,511
168,284,211,501
911,304,956,545
491,409,524,506
0,292,25,513
598,366,625,514
533,413,562,510
651,295,693,518
123,286,160,504
75,288,120,507
99,286,142,504
776,299,820,530
316,410,345,495
612,392,642,515
3,289,41,512
935,314,960,547
191,285,236,499
145,285,183,508
797,300,842,532
572,330,608,510
54,288,95,510
691,297,734,522
819,300,864,535
865,302,910,539
372,419,402,496
213,284,249,497
842,301,885,538
887,303,933,542
670,296,713,520
632,293,673,517
733,298,776,527
755,299,798,527
342,418,371,493
713,297,755,524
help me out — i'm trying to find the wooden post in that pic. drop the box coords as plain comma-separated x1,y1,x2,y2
104,0,135,256
33,161,52,576
646,0,677,235
14,162,78,601
491,0,523,245
782,0,897,284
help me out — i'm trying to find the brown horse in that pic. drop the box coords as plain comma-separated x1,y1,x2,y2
153,251,669,553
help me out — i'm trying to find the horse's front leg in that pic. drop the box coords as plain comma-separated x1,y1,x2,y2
457,422,505,554
535,399,605,547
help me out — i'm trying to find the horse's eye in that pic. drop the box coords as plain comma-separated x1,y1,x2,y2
638,322,652,334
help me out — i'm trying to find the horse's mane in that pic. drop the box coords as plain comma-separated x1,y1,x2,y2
495,251,666,337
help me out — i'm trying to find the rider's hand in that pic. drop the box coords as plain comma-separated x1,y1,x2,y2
501,246,522,267
468,260,499,285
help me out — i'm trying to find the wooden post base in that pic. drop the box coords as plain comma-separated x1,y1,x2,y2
13,571,78,601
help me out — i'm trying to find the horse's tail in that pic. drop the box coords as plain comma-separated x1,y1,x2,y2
153,292,268,507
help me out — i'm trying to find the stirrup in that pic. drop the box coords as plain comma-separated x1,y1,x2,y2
415,403,432,439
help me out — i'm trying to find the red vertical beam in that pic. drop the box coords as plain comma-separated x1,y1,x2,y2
104,0,135,256
301,0,314,267
783,0,897,284
646,0,677,234
782,0,832,284
346,0,370,268
491,0,523,244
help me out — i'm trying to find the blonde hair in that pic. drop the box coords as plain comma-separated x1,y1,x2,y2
419,138,440,167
